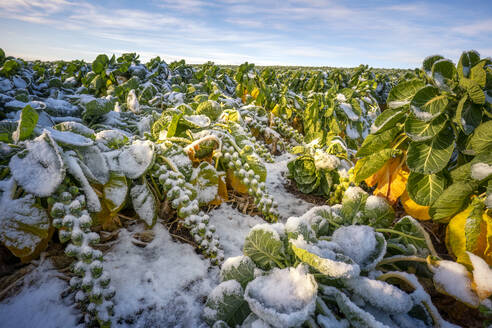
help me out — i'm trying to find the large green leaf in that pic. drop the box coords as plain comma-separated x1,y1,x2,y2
429,181,478,223
0,121,17,143
410,86,448,122
290,240,360,279
461,78,486,105
370,108,406,134
404,112,447,142
469,120,492,154
406,126,454,174
432,59,457,91
356,126,400,157
341,187,368,224
361,195,395,228
423,55,444,76
407,172,446,206
353,148,394,183
387,216,435,256
457,50,480,79
386,79,425,109
12,105,38,143
92,54,109,74
455,95,482,135
204,280,250,327
243,225,286,270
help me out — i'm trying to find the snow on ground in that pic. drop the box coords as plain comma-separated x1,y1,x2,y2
0,153,315,327
208,204,264,258
0,261,81,328
107,224,217,328
265,153,314,219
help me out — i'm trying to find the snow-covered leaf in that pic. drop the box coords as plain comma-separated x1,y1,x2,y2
204,280,251,327
220,255,257,289
9,132,65,197
130,182,157,227
243,223,287,270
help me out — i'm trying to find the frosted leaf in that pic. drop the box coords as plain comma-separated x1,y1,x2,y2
291,235,360,279
78,145,109,184
43,98,79,116
95,129,129,148
471,163,492,181
204,280,251,327
63,151,101,212
341,187,368,223
244,265,317,328
130,182,157,227
221,255,257,288
314,151,340,171
0,179,50,259
467,252,492,300
183,114,211,128
53,121,95,138
285,216,316,242
430,259,479,307
339,103,359,121
361,196,394,228
9,131,65,197
317,314,350,328
320,285,390,328
297,205,333,237
344,276,413,314
103,172,128,213
331,225,376,263
42,127,94,147
244,223,286,270
190,162,219,206
241,313,272,328
127,89,140,113
106,140,155,179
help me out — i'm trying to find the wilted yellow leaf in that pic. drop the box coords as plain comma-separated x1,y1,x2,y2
210,175,228,206
401,190,431,221
251,87,260,99
226,169,248,194
366,157,408,205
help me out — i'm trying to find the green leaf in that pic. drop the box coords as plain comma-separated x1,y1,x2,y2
429,181,478,223
341,187,368,224
103,172,128,213
353,149,394,183
92,54,109,74
291,240,360,279
388,216,435,256
196,100,223,121
0,121,17,143
410,86,448,122
407,172,446,206
356,126,400,157
204,280,250,327
461,78,486,105
455,95,482,135
470,60,487,88
386,79,425,109
107,140,155,179
12,105,38,143
220,255,257,289
243,225,286,270
423,55,444,76
167,113,182,138
0,59,21,78
130,181,157,227
431,59,457,91
450,162,472,183
469,120,492,154
370,108,406,134
361,195,395,228
457,51,480,79
404,112,447,142
406,126,454,174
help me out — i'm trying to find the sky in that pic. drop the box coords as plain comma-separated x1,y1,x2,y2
0,0,491,68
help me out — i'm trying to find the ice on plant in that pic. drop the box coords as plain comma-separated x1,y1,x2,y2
250,223,285,241
467,252,492,300
314,151,340,170
471,162,492,181
244,265,317,328
331,225,376,265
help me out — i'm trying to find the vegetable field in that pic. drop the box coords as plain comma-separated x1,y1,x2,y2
0,48,491,328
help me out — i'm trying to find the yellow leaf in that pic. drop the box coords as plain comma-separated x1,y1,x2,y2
401,190,431,221
366,157,407,205
210,175,228,206
226,169,248,194
484,211,492,264
446,205,474,267
251,87,260,99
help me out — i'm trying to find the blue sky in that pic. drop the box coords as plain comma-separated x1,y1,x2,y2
0,0,491,68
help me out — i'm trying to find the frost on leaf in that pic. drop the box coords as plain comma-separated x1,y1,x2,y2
131,182,157,227
78,145,109,185
106,139,155,179
291,235,360,279
220,255,257,288
243,223,286,270
204,280,251,327
244,265,317,328
190,162,219,206
9,131,65,197
0,179,50,260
